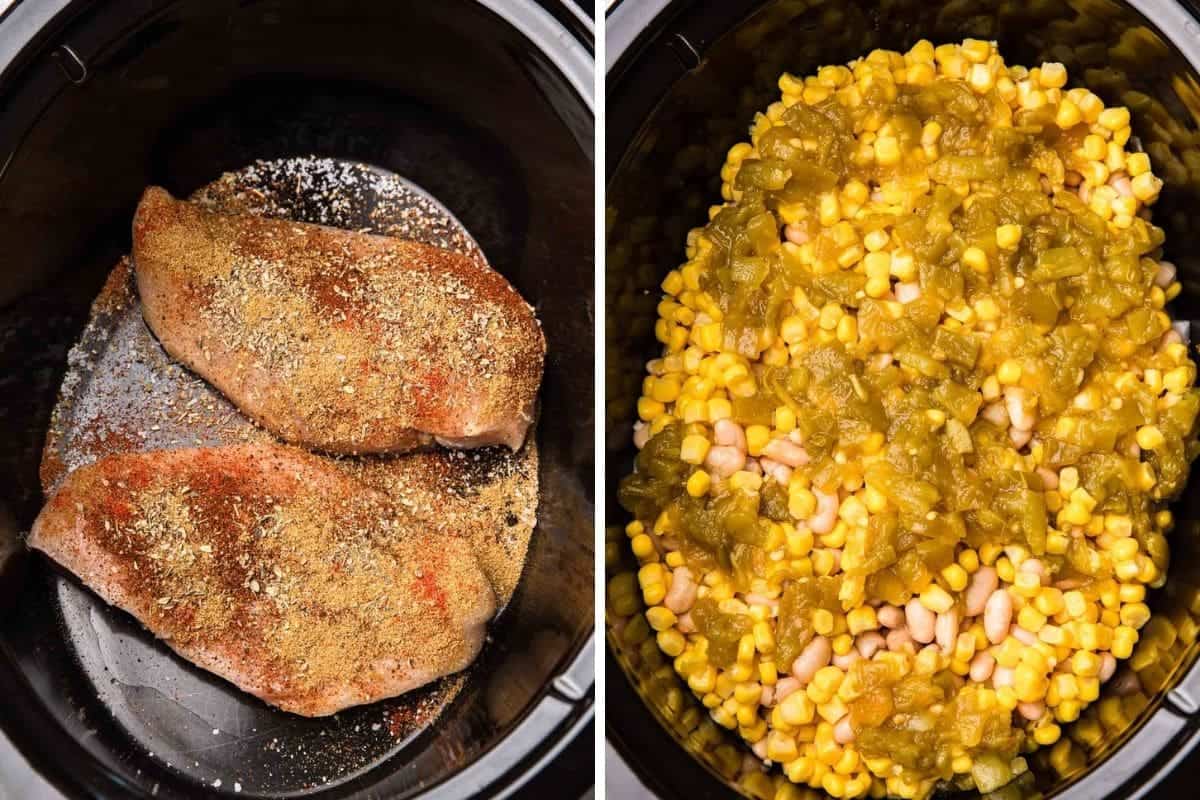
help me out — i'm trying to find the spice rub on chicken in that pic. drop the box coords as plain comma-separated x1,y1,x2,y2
28,443,497,717
132,187,544,454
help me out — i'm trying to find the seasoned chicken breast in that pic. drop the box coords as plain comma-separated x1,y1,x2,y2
132,187,543,454
28,443,497,717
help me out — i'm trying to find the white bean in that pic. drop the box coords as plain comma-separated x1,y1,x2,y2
713,419,748,450
825,548,843,572
759,457,793,486
1078,184,1092,204
677,612,696,634
752,738,769,761
1173,320,1190,344
969,652,996,682
984,589,1013,644
935,609,960,653
980,402,1009,428
869,353,894,371
1019,558,1044,574
1099,653,1118,683
1162,329,1184,349
906,599,936,644
633,422,650,449
834,715,856,744
1009,428,1033,449
792,636,832,684
743,457,763,476
886,628,914,653
762,437,810,468
857,631,886,659
965,566,998,616
773,677,801,702
993,665,1015,688
1036,467,1059,490
1017,701,1045,721
664,567,697,614
760,685,776,708
705,445,746,478
785,223,811,246
833,651,861,670
1005,387,1036,431
877,604,905,629
895,282,921,304
1108,171,1133,198
1155,260,1177,289
1011,625,1038,645
809,489,840,535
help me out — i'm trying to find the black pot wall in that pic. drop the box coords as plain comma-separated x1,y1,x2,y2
606,1,1200,798
0,1,593,798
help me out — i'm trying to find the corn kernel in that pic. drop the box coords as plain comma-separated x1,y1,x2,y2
995,224,1022,250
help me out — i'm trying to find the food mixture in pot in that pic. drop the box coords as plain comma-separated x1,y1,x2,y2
617,39,1200,798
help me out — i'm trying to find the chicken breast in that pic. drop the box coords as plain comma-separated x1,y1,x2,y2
28,443,497,717
132,187,544,454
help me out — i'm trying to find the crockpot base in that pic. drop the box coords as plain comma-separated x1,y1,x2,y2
606,1,1200,798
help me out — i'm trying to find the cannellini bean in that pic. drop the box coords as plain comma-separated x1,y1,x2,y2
1020,558,1047,581
984,589,1013,644
877,604,905,629
792,636,832,684
784,223,811,245
752,738,769,761
1018,701,1046,721
676,612,696,634
1009,428,1033,449
714,419,748,450
935,609,959,653
869,353,894,371
632,422,650,449
1099,653,1118,683
1108,171,1133,198
744,593,779,610
759,457,793,486
1111,671,1142,696
705,445,746,478
834,716,856,744
1005,387,1036,431
833,651,861,670
1011,625,1038,645
826,548,843,572
1078,184,1092,204
906,599,936,644
809,489,840,535
965,567,998,616
886,628,914,653
763,437,810,468
760,685,776,708
773,677,802,702
744,457,763,476
1155,260,1177,288
993,665,1015,688
969,652,996,683
1036,467,1059,490
895,282,921,304
664,567,697,614
980,402,1009,428
857,631,886,659
1162,329,1184,349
